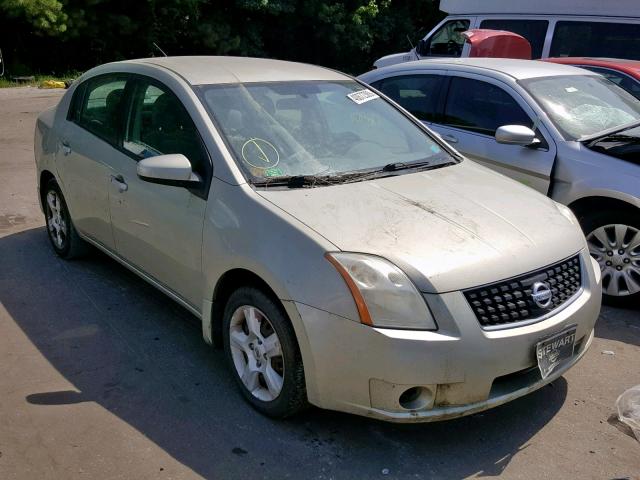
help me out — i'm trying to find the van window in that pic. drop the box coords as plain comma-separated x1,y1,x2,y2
550,21,640,60
424,19,470,57
443,77,531,135
479,19,548,59
375,75,445,122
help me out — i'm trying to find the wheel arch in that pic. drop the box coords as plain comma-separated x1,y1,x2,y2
208,268,285,348
39,170,56,212
568,196,638,221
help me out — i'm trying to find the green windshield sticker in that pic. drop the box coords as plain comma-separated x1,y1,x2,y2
265,167,284,177
430,144,441,153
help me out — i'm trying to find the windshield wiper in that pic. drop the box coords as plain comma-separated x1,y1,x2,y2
581,119,640,145
250,175,334,189
382,159,431,171
250,159,438,188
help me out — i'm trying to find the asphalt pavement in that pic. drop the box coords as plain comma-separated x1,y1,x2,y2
0,87,639,480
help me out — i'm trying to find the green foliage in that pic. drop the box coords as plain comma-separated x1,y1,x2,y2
1,0,68,34
0,0,444,76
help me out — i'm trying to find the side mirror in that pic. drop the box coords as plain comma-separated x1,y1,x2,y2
495,125,538,146
417,39,429,56
137,154,201,187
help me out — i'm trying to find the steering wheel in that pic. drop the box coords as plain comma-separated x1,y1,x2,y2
447,40,462,56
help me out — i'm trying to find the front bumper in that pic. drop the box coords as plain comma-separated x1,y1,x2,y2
288,249,601,422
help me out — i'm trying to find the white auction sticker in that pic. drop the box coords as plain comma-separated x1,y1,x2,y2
347,89,380,104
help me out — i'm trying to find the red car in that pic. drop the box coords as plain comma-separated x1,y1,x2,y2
545,57,640,100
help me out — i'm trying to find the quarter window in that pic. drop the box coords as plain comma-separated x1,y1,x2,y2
550,21,640,60
443,77,531,135
375,75,445,122
479,19,549,59
76,76,127,145
124,81,208,178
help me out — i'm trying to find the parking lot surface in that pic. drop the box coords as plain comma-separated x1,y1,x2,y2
0,87,639,480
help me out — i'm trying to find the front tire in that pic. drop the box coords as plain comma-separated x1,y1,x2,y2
222,287,308,418
580,209,640,306
43,179,89,259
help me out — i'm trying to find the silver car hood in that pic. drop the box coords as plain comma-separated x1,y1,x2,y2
258,161,586,293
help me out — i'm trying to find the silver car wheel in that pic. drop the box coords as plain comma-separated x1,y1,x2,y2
229,305,284,402
46,190,67,249
587,223,640,297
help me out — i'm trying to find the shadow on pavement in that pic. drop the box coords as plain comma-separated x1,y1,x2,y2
1,227,570,479
595,304,640,348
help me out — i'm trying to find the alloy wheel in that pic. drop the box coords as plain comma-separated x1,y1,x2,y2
587,223,640,297
46,190,67,250
229,305,285,401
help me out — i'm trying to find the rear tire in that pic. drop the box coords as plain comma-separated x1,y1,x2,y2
579,208,640,307
222,286,308,418
43,179,89,259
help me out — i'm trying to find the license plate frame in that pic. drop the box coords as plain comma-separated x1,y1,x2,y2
536,326,577,380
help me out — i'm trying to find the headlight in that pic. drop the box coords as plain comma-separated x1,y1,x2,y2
325,252,437,330
555,202,579,225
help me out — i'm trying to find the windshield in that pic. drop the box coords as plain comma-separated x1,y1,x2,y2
199,81,454,182
521,75,640,141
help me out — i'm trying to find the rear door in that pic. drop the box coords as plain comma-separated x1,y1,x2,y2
371,73,447,125
106,76,211,310
430,74,557,194
57,74,132,251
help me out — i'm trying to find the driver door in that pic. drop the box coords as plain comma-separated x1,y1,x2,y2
106,78,211,310
429,74,557,194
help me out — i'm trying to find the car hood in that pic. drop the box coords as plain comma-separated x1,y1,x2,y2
257,161,586,293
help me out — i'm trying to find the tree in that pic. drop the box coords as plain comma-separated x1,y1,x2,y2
1,0,68,35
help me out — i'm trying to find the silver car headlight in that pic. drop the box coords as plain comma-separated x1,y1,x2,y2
325,252,437,330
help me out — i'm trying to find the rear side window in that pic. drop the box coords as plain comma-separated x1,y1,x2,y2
480,19,549,59
76,76,127,145
375,75,445,122
443,77,531,135
124,80,209,179
423,19,470,57
550,21,640,60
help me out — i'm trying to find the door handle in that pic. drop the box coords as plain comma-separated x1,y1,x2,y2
61,140,72,156
111,174,128,192
442,134,458,144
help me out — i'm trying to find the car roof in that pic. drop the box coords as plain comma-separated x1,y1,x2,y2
544,57,640,79
364,58,596,81
122,56,348,85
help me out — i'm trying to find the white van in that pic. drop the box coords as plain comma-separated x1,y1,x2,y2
374,0,640,68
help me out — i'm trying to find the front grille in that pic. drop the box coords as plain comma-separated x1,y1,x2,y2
464,255,582,328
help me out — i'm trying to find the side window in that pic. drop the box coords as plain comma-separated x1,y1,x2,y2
376,75,444,122
584,67,640,101
124,81,208,178
479,19,548,59
76,76,127,145
550,21,640,60
443,77,531,135
423,20,470,57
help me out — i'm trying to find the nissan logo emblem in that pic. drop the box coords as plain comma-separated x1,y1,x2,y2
531,282,553,308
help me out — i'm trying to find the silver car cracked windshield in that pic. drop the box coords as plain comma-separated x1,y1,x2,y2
35,57,601,422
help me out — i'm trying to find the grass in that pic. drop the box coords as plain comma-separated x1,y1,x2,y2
0,73,81,89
